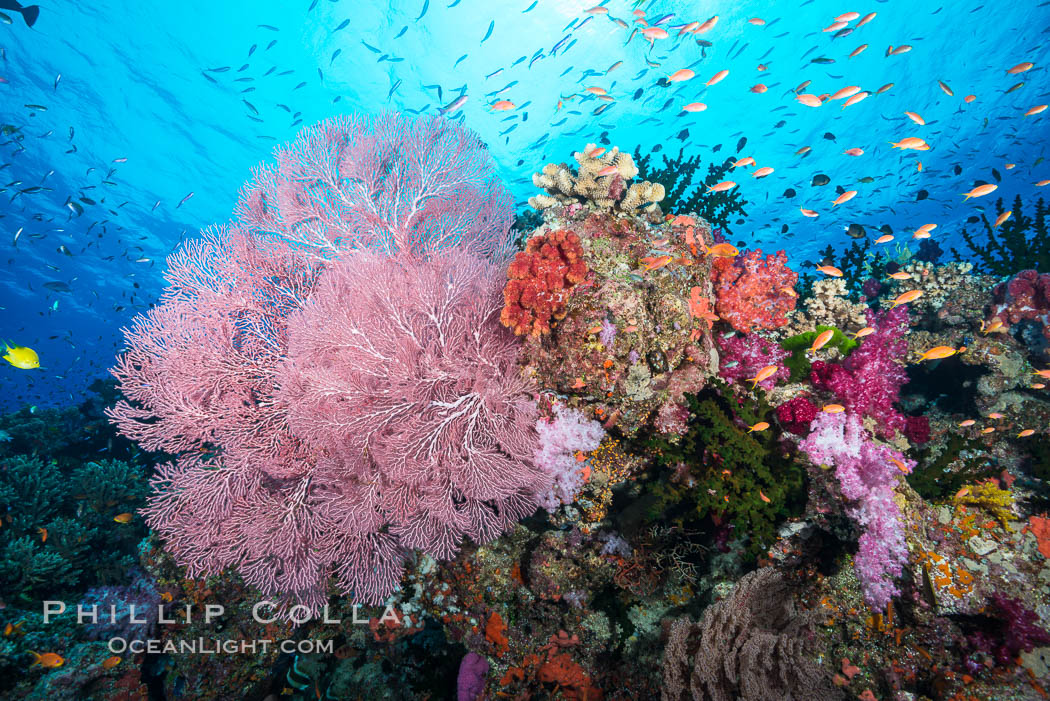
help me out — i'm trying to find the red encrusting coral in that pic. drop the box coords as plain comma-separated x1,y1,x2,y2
501,229,589,336
710,249,798,333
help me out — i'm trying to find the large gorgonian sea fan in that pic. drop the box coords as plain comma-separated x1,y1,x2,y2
108,113,542,612
234,112,515,261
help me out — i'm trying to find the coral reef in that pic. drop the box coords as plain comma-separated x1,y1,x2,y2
781,278,867,337
953,195,1050,275
633,147,749,232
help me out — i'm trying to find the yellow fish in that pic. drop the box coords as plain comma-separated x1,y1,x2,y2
30,652,65,669
2,342,40,370
815,265,843,277
822,404,846,414
748,422,770,433
113,513,134,524
852,327,875,339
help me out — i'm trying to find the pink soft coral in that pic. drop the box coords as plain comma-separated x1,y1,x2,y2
810,306,912,439
717,333,790,391
799,412,912,609
988,269,1050,345
710,249,797,333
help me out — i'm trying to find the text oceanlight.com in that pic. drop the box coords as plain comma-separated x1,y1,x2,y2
108,638,335,655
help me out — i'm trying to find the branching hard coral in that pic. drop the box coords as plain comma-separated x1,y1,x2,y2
500,229,588,336
953,195,1049,275
781,278,867,338
799,412,913,609
661,568,840,701
711,249,797,333
633,147,749,232
528,143,665,213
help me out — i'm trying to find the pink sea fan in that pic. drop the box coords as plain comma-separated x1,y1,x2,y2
108,113,530,612
799,412,912,609
277,247,549,580
234,113,515,261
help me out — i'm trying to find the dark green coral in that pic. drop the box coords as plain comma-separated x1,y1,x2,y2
633,147,749,232
952,195,1049,275
640,381,807,555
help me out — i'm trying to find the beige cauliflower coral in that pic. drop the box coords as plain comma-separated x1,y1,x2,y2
528,143,665,214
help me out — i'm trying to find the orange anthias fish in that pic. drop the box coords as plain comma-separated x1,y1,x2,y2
904,111,925,125
994,210,1013,227
758,490,772,503
815,265,843,277
490,100,515,111
1007,61,1034,74
958,419,976,427
30,652,65,668
708,180,737,192
890,458,911,474
875,234,894,244
732,157,756,168
113,513,134,524
682,102,707,112
832,190,857,206
810,328,835,352
1018,429,1036,438
101,656,122,669
981,318,1005,334
888,271,912,280
753,166,774,178
668,69,695,83
822,404,846,413
747,365,779,388
706,69,729,86
597,165,619,177
703,243,739,258
843,147,864,156
796,93,823,107
1034,369,1050,379
1025,104,1047,116
852,327,875,339
641,255,673,271
890,137,929,150
889,289,923,308
748,422,770,433
918,345,958,361
800,208,819,218
963,183,997,200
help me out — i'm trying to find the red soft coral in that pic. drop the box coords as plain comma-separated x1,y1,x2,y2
711,249,797,333
501,229,588,336
988,269,1050,344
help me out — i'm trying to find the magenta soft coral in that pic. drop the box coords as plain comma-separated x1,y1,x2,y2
710,249,797,333
810,305,913,439
775,396,818,435
717,333,790,390
988,269,1050,344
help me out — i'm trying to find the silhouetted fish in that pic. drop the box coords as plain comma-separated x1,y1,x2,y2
783,188,797,198
812,173,830,186
916,189,928,201
846,223,865,239
0,0,39,26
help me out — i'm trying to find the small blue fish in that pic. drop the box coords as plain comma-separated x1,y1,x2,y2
480,20,494,44
416,0,429,21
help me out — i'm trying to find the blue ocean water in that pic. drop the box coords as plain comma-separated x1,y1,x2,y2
0,0,1047,410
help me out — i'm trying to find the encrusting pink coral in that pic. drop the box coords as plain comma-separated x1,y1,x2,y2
717,333,790,391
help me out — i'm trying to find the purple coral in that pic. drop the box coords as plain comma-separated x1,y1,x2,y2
775,396,818,435
810,306,912,438
799,412,913,609
457,652,490,701
533,404,606,511
717,333,790,391
968,595,1050,667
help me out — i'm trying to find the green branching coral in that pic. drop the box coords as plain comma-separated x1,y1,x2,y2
780,326,857,381
634,147,749,232
952,195,1049,275
641,381,807,555
906,433,996,502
